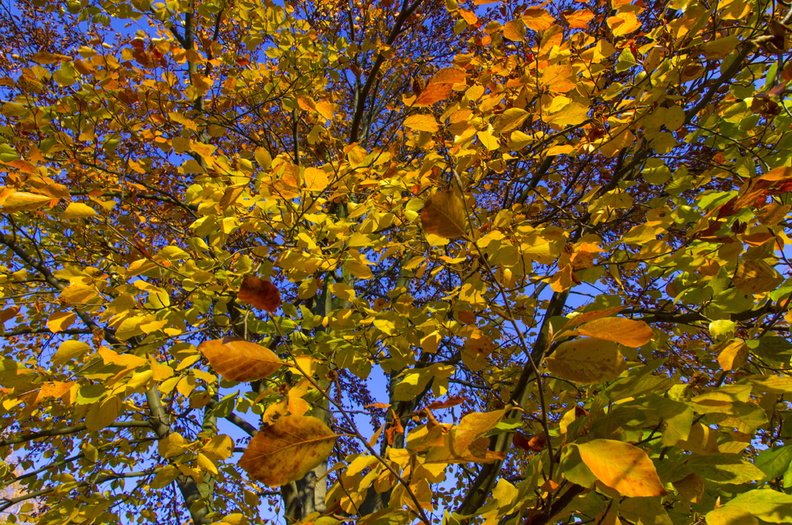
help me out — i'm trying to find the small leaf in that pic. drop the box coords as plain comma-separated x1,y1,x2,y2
238,276,281,312
239,415,337,486
546,337,625,384
52,340,91,366
502,19,526,42
47,311,77,333
576,317,653,347
420,189,467,239
576,439,666,497
62,202,98,219
199,338,284,382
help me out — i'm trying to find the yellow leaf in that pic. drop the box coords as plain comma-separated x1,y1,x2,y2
85,395,122,432
62,202,98,219
549,101,589,127
254,147,272,169
198,337,284,382
304,167,329,191
158,432,188,458
239,415,337,486
607,12,642,37
503,19,526,42
705,506,758,525
47,311,77,333
733,260,783,294
494,108,529,134
197,452,218,475
576,439,667,497
541,65,575,93
52,340,91,366
546,337,625,384
576,317,653,347
315,100,334,120
0,191,52,212
59,283,97,305
718,340,749,371
522,8,554,31
404,114,440,133
420,189,467,239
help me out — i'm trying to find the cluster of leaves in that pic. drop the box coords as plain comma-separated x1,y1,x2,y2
1,0,792,523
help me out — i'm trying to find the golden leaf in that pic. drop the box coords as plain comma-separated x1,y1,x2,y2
576,317,653,347
546,337,625,384
198,338,284,382
0,190,52,212
576,439,667,497
420,189,467,239
239,415,337,486
404,114,440,133
502,19,526,42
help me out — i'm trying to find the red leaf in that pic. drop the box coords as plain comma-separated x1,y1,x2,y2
238,276,281,313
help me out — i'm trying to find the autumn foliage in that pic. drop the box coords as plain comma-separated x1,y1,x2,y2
2,0,792,524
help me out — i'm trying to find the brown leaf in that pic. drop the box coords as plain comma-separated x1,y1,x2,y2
238,276,281,312
198,337,284,382
420,189,467,239
239,415,337,486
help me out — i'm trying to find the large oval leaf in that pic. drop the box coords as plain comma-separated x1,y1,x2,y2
576,439,666,497
420,189,466,239
198,337,283,382
576,317,653,347
546,337,624,384
239,415,337,486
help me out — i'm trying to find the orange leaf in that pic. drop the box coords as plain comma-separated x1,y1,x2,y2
576,317,653,347
430,67,466,85
576,439,667,497
523,7,554,31
420,189,467,239
198,337,284,382
238,276,281,312
414,83,453,106
565,8,594,29
426,396,467,409
239,415,337,486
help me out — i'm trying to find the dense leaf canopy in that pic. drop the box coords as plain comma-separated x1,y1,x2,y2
2,0,792,524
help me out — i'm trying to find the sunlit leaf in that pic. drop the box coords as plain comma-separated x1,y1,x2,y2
239,415,337,486
546,337,625,384
576,440,666,497
198,338,284,382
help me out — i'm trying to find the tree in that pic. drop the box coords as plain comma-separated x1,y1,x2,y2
1,0,792,523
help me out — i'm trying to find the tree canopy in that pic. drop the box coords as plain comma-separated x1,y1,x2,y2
2,0,792,524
